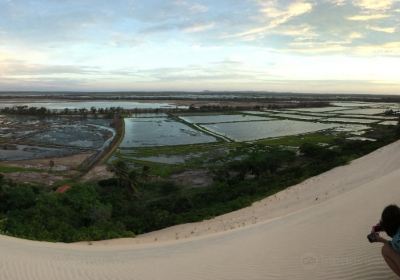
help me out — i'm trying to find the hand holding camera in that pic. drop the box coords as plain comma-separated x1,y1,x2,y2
367,223,383,243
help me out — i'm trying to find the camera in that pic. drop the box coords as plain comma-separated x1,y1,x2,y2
367,232,378,243
367,224,383,243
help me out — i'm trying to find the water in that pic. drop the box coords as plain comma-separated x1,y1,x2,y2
129,113,168,118
179,114,274,124
335,108,387,115
324,117,379,124
287,107,348,113
339,115,396,120
331,102,376,107
30,124,113,149
267,110,336,117
120,118,217,147
347,137,376,142
0,145,81,161
379,121,398,126
0,115,115,153
271,113,322,120
333,124,370,133
0,100,187,110
240,111,273,116
201,120,339,141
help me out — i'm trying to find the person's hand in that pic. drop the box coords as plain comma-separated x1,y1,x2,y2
373,232,387,243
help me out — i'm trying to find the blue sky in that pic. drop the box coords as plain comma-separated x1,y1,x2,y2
0,0,399,93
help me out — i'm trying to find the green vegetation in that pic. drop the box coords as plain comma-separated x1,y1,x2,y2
0,165,41,173
0,122,398,243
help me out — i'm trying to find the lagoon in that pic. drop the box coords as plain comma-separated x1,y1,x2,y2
120,118,217,147
201,120,338,141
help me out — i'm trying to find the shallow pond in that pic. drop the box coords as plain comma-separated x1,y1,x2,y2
0,100,186,110
201,120,338,141
120,118,217,147
129,113,168,118
0,145,81,161
271,113,322,120
339,115,396,120
324,117,379,124
379,121,398,126
330,102,380,107
179,114,274,124
334,108,387,115
347,137,376,142
287,107,348,113
332,124,370,133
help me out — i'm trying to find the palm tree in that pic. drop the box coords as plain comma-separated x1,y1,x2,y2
110,160,139,195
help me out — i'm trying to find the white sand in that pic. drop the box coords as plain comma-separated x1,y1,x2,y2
1,140,400,279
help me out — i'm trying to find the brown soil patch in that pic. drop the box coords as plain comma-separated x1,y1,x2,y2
3,152,94,172
4,172,64,185
170,169,213,188
82,164,113,182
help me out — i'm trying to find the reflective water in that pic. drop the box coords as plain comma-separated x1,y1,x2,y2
0,100,186,110
335,108,387,115
379,121,398,126
201,120,338,141
179,114,274,124
120,118,217,147
324,117,379,124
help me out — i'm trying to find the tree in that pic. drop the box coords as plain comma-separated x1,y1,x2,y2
110,160,139,195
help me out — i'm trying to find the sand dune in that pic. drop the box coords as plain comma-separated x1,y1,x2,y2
1,140,400,279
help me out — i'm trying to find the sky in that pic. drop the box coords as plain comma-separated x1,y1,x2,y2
0,0,399,94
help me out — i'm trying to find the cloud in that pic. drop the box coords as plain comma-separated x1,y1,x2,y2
347,14,390,21
348,32,364,39
367,25,396,33
173,0,208,13
260,0,313,29
353,0,394,11
287,41,348,53
330,0,346,6
184,23,215,33
226,1,313,40
347,0,395,22
355,41,400,55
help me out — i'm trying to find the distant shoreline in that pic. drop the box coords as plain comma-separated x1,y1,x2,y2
1,91,400,103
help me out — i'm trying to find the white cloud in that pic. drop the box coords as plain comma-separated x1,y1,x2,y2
226,1,313,40
355,41,400,55
367,25,396,33
277,24,317,38
260,1,313,28
287,41,348,53
173,0,208,13
349,32,363,39
347,14,390,21
330,0,346,6
184,23,215,33
353,0,394,10
348,0,394,22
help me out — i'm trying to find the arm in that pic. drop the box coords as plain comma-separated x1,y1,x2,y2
376,235,390,245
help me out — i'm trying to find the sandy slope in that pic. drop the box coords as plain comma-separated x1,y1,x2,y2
1,140,400,279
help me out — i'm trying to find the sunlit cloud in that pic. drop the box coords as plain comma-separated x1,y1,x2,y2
348,32,364,39
354,42,400,55
347,14,391,21
226,1,313,40
353,0,394,11
367,25,396,33
184,22,215,33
